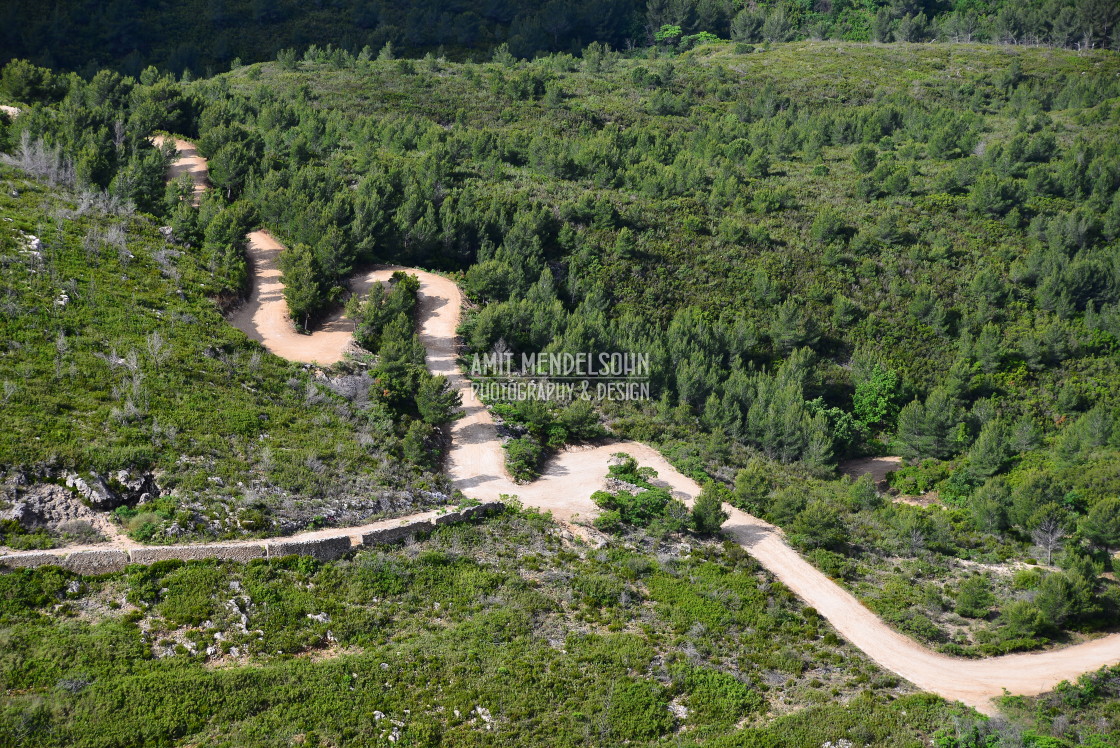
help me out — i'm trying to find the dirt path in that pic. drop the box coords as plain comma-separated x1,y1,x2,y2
72,136,1120,714
151,135,208,205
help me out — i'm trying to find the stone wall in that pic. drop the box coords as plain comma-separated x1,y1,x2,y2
131,544,267,564
265,536,353,562
63,550,130,574
0,501,507,574
0,551,66,568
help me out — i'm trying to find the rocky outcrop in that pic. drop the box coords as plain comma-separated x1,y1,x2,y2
0,484,110,540
112,470,160,505
64,473,119,510
61,470,159,511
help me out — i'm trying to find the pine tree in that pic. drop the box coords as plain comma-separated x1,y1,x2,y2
955,575,995,618
974,322,1003,373
1081,497,1120,550
734,460,772,513
692,481,730,534
852,145,877,174
968,419,1010,478
416,375,463,425
278,242,322,331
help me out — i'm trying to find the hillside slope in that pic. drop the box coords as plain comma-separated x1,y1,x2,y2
0,165,444,547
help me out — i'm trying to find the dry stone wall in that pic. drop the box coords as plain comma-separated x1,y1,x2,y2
130,544,267,564
0,502,505,574
63,550,130,574
265,536,352,562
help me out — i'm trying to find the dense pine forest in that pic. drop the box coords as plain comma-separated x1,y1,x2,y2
2,12,1120,746
2,0,1118,77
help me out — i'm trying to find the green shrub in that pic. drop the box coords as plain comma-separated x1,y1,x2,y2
504,436,545,482
606,679,672,741
954,575,995,619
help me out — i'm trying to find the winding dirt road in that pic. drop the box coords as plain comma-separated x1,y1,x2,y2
117,138,1120,713
151,135,208,204
227,229,384,364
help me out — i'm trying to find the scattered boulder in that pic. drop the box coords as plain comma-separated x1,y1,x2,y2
112,470,159,505
64,472,119,510
63,470,159,510
606,477,645,495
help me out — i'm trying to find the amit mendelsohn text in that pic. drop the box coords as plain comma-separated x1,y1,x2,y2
469,352,650,379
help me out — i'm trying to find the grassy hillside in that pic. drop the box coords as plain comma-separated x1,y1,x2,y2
0,165,443,545
0,508,973,746
2,40,1120,746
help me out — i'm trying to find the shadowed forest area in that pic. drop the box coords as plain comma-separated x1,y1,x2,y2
1,0,1118,77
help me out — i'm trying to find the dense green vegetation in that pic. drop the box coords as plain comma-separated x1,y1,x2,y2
0,508,980,746
4,40,1119,645
2,0,1118,79
744,472,1120,656
345,270,464,472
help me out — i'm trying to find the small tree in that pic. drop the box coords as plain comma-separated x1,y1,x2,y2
1035,572,1091,630
969,174,1019,217
730,10,764,42
810,208,848,248
968,419,1010,478
692,481,730,534
790,500,846,550
416,375,463,425
734,461,771,512
402,420,435,471
276,48,298,70
852,145,878,174
852,364,901,431
491,43,515,66
955,575,995,618
654,25,683,47
1032,516,1066,565
1081,497,1120,550
278,242,323,330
